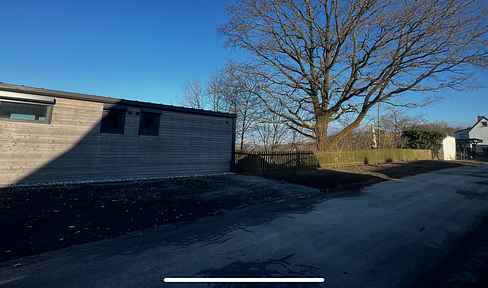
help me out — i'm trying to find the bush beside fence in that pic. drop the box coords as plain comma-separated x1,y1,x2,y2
235,149,432,174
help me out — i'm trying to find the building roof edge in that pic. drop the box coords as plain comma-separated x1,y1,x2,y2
0,83,236,118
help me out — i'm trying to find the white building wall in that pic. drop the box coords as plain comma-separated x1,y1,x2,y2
468,119,488,147
442,136,456,160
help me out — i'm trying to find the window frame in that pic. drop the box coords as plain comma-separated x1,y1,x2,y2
0,96,54,124
139,108,161,136
100,105,127,134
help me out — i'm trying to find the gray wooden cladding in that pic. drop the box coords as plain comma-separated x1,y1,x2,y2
1,97,235,185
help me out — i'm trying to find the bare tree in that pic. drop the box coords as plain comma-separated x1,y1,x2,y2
177,78,208,110
253,103,291,151
225,63,265,150
178,62,266,150
418,121,457,136
219,0,488,151
288,129,313,150
379,107,428,148
331,115,375,150
206,68,232,112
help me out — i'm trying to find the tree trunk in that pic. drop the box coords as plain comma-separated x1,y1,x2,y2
315,112,369,152
314,115,331,151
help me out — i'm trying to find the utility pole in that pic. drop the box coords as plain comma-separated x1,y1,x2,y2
372,124,377,149
377,103,381,149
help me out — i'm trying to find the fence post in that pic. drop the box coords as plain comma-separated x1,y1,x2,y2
254,152,261,174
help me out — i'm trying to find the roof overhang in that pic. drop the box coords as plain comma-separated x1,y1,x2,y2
0,83,237,119
456,138,483,144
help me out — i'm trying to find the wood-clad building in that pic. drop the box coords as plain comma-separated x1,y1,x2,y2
0,83,236,186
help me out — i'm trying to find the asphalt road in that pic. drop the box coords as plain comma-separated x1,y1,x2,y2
1,164,488,288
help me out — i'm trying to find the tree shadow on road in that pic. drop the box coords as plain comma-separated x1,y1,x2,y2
261,161,477,191
260,169,383,191
196,254,324,288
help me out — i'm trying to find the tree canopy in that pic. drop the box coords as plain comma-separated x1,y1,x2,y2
219,0,488,151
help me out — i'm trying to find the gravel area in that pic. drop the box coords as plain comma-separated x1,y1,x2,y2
0,174,318,262
0,160,478,263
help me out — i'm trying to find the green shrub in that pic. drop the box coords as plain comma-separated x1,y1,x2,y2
402,130,445,159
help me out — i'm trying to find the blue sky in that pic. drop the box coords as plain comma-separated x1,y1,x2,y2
1,0,486,128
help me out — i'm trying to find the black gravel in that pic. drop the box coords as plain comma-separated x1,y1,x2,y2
0,174,318,262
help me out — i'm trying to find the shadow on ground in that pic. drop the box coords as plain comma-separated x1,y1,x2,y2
413,213,488,288
0,160,477,262
261,160,477,191
196,254,323,288
0,170,371,262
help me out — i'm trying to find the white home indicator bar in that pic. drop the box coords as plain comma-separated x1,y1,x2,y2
164,278,324,283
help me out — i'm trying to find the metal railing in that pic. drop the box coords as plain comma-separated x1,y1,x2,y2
235,151,319,174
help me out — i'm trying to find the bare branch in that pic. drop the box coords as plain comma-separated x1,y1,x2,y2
219,0,488,150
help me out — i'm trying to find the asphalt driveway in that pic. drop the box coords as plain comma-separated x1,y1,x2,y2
1,164,488,287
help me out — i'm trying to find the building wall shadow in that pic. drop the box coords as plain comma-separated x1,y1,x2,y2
2,97,235,186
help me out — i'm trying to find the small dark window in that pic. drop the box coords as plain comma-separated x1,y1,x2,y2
139,112,160,136
482,121,487,127
101,109,126,134
0,101,52,123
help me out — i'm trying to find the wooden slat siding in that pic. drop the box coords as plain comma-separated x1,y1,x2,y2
0,98,101,185
1,96,234,185
3,158,232,170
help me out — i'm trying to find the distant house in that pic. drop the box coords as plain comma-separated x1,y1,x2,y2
0,83,236,186
454,116,488,157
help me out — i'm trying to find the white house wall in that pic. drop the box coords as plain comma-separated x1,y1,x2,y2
468,119,488,147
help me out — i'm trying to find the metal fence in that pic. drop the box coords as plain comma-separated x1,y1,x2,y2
235,151,319,174
235,149,432,174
